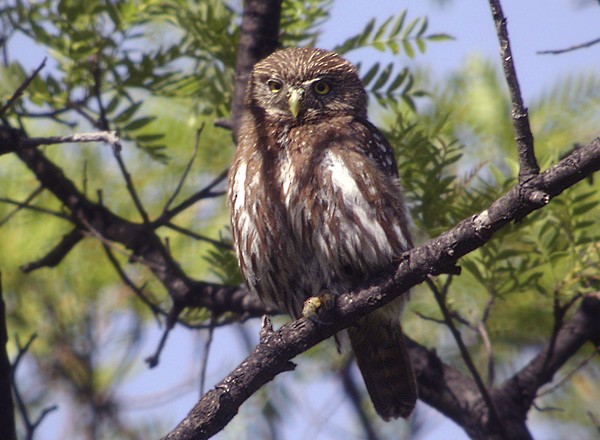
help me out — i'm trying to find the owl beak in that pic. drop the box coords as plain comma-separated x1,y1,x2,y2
288,87,303,119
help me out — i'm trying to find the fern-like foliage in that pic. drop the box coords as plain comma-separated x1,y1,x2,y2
333,12,452,57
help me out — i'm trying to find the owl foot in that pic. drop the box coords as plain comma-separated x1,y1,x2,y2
302,291,336,324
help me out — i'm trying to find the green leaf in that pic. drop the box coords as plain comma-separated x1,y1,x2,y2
372,63,392,90
114,101,143,123
427,33,454,42
402,40,415,58
122,116,156,131
572,201,599,217
361,63,380,87
390,11,407,37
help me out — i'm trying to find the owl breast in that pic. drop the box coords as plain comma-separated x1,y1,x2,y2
230,119,409,317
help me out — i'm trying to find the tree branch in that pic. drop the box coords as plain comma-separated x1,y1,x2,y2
163,137,600,439
497,292,600,411
13,142,269,317
488,0,539,182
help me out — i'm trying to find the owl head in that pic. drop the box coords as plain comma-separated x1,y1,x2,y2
245,48,368,126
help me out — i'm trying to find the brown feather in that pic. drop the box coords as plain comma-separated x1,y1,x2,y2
228,47,417,419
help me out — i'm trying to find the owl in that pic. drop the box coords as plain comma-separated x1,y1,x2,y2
228,47,417,420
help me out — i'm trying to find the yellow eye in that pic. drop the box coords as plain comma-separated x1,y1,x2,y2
267,79,282,93
313,80,331,95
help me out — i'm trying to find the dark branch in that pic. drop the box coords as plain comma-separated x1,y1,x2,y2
153,169,228,227
10,333,58,440
498,293,600,410
163,124,204,213
163,137,600,439
145,304,183,368
113,148,150,224
0,186,44,227
13,144,268,317
488,0,539,182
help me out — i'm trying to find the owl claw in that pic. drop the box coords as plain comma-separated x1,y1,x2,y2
302,291,336,324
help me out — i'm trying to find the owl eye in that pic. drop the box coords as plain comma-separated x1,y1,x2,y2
267,79,283,93
312,80,331,95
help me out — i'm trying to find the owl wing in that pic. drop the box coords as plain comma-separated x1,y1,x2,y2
301,118,412,282
359,118,400,179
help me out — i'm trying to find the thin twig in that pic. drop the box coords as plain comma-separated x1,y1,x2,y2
112,150,150,224
199,314,216,397
163,123,204,213
542,292,573,376
0,57,46,116
0,197,68,221
481,294,495,324
588,411,600,434
532,402,564,413
164,222,232,250
0,186,43,227
537,347,599,398
154,168,228,225
414,311,445,325
426,278,507,439
488,0,539,182
145,304,183,368
476,320,495,387
102,242,167,325
11,334,57,439
537,37,600,55
91,54,110,131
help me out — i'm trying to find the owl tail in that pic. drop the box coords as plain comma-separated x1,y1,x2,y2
348,315,417,420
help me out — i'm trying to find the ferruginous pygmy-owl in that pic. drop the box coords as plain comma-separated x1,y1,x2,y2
228,47,417,420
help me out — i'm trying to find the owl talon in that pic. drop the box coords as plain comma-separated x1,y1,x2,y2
302,291,336,324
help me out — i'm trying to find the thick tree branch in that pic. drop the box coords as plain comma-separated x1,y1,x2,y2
488,0,539,182
230,0,283,140
163,137,600,439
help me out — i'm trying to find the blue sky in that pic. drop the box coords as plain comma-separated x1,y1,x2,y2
8,1,600,439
